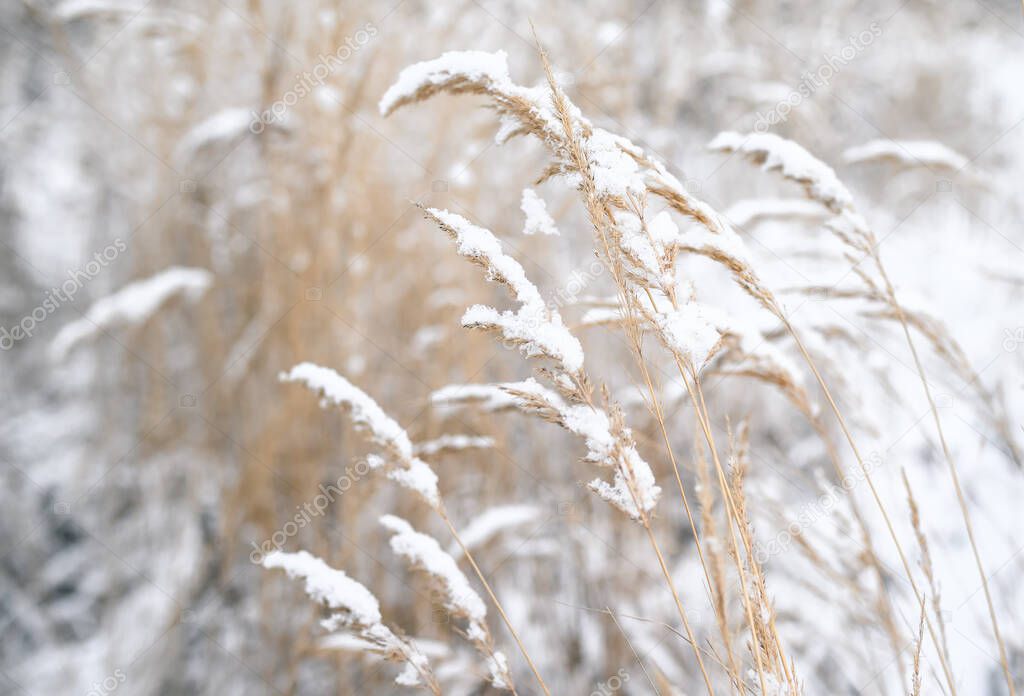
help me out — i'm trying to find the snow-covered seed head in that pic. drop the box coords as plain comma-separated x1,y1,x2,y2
262,551,440,693
380,515,515,691
421,207,585,375
280,362,441,508
50,266,212,361
708,131,854,214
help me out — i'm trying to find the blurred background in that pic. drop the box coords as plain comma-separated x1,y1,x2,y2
2,0,1023,694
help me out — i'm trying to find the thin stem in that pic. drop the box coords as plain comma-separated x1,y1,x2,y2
440,510,549,696
574,372,718,695
874,258,1016,696
679,365,772,696
812,418,909,685
691,374,797,692
635,350,743,691
780,315,959,696
642,516,718,696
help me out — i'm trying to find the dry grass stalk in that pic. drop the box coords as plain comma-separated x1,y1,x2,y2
911,597,927,696
903,469,953,672
262,550,442,694
239,24,1016,695
278,364,535,694
696,433,743,691
714,131,1012,696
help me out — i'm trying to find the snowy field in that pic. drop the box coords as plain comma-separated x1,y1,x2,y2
2,1,1023,694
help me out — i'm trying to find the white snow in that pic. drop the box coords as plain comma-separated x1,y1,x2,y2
264,551,436,689
378,514,514,689
585,128,646,198
433,377,660,519
175,108,254,163
427,208,544,309
50,266,212,360
588,453,660,520
842,138,970,170
486,652,513,691
379,50,512,116
564,400,663,519
54,0,140,20
461,304,585,373
281,363,441,508
431,383,522,412
412,324,446,355
580,306,624,326
414,434,495,457
725,197,829,227
430,378,564,413
560,405,617,464
647,210,680,247
383,457,441,509
519,387,661,520
313,85,342,113
655,302,723,369
425,208,585,373
448,505,541,557
379,47,591,150
280,362,414,460
615,211,662,279
709,131,854,212
394,661,428,688
380,515,487,623
747,670,792,695
262,550,382,626
520,188,559,236
317,633,380,653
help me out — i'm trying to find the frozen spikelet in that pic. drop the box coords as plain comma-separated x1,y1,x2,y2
379,50,512,117
449,505,541,558
381,515,487,623
280,362,440,508
709,131,853,213
653,302,724,372
422,207,584,374
447,378,662,521
50,266,212,361
431,378,565,414
842,138,970,171
380,515,515,691
263,551,439,692
263,550,382,625
280,362,414,459
414,434,495,458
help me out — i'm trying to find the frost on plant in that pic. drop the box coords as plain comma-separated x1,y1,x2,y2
380,516,514,691
262,551,439,692
520,188,559,236
50,266,212,360
280,362,440,508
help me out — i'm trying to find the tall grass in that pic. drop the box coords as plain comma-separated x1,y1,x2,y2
20,1,1023,694
261,41,1020,695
